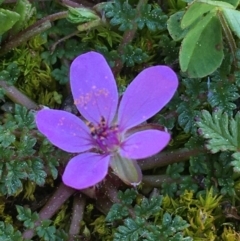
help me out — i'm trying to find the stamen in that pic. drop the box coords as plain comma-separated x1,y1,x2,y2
87,116,120,153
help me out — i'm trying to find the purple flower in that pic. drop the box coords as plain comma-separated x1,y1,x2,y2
36,51,178,189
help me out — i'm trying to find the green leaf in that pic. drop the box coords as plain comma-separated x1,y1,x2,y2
11,0,32,34
106,203,129,222
197,0,235,8
115,217,145,241
134,196,162,218
179,11,224,78
136,4,167,31
14,104,35,129
106,189,137,222
162,213,172,226
16,205,39,229
121,45,149,67
95,46,119,67
171,215,190,231
177,102,200,133
47,156,59,179
179,176,199,194
223,8,240,38
0,222,23,241
27,158,47,186
181,2,215,29
159,35,179,65
207,78,239,113
232,152,240,172
64,39,88,59
117,189,137,205
161,182,178,197
0,125,16,148
0,8,20,35
224,0,240,7
5,161,28,195
0,63,20,84
41,47,65,65
51,66,69,85
167,163,185,178
167,11,189,41
36,220,56,241
104,0,136,31
197,110,240,153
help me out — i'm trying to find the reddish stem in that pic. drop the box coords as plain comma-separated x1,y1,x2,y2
138,147,207,170
68,194,86,240
22,183,76,239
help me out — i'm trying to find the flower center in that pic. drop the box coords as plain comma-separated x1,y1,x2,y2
87,117,120,153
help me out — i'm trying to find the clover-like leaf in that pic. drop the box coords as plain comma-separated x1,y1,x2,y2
167,11,189,41
223,8,240,38
180,11,224,78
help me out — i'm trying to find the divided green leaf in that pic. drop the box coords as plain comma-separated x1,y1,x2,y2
197,110,240,153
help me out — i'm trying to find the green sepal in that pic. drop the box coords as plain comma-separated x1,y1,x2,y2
110,154,142,186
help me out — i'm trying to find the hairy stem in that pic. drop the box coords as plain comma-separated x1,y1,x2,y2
68,194,86,240
143,175,192,187
23,183,76,239
101,178,120,203
138,147,207,170
0,80,38,109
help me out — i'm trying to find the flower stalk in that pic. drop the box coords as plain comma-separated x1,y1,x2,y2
23,183,76,239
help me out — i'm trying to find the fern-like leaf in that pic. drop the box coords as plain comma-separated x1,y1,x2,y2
197,110,240,153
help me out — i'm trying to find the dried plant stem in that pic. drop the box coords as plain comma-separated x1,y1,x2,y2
0,80,38,109
0,11,67,56
68,194,86,240
112,0,148,76
138,147,207,170
23,183,76,240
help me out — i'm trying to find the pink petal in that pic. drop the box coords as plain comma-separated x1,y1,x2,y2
70,52,118,125
118,66,178,132
36,109,93,153
120,130,170,159
62,152,110,189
